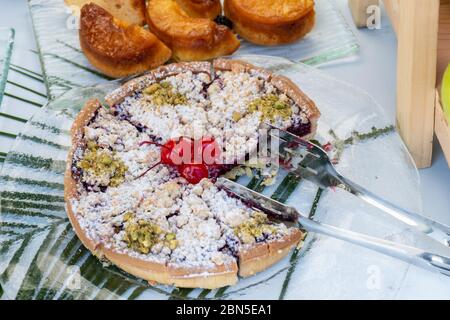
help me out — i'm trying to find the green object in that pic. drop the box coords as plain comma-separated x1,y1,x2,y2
441,64,450,123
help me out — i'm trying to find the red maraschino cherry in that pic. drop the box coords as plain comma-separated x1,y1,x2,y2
139,136,221,184
137,139,179,178
160,140,177,165
178,164,209,184
140,139,187,166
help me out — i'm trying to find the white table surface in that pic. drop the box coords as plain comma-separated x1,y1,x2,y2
0,0,449,299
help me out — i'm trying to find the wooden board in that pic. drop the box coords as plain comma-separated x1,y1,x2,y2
385,0,450,83
395,0,440,168
383,0,399,35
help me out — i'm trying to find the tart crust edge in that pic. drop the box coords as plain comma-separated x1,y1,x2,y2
105,61,213,107
238,229,303,277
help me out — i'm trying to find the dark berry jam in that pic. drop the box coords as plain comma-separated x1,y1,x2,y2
288,121,311,137
214,15,233,29
221,236,240,257
208,164,236,180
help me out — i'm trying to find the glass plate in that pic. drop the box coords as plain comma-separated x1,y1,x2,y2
0,28,15,109
0,55,426,300
28,0,359,99
0,46,48,158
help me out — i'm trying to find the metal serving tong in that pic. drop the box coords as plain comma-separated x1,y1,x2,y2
263,123,450,250
216,178,450,277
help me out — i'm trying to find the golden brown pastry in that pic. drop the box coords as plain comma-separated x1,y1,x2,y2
224,0,316,46
79,3,172,78
175,0,222,19
66,0,147,25
146,0,240,61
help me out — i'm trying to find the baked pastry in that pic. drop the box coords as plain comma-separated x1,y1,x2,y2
224,0,316,46
145,0,240,61
175,0,222,19
79,3,172,78
66,0,147,25
65,60,319,288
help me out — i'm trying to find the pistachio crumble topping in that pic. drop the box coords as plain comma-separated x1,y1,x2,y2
77,141,128,187
234,211,277,244
248,94,292,121
124,214,178,254
143,81,188,106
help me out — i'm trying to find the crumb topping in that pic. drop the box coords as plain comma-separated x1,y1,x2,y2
71,67,310,270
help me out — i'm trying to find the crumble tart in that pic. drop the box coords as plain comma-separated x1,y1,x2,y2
65,60,319,288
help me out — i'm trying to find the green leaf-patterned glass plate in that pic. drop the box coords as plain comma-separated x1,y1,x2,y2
0,56,433,300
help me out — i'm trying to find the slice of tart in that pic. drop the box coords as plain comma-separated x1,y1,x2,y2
224,0,316,46
79,3,172,78
65,60,318,288
145,0,240,61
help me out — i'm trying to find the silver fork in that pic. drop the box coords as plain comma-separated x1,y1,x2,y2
264,123,450,250
216,178,450,277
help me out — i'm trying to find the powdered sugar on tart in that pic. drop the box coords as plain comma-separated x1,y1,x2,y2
65,60,318,288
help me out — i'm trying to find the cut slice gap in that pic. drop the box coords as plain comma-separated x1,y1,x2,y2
238,229,303,277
